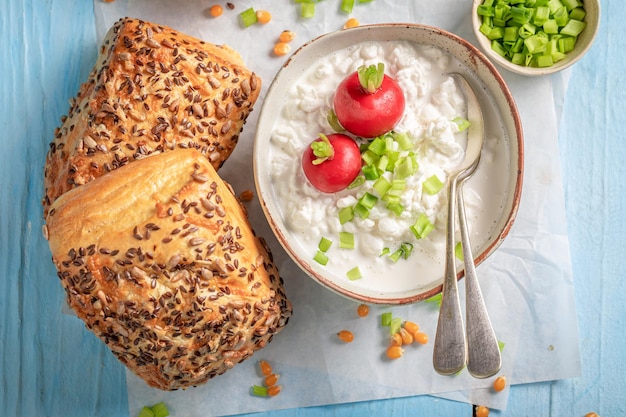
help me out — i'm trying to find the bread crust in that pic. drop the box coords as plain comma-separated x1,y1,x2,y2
43,17,261,216
45,148,292,390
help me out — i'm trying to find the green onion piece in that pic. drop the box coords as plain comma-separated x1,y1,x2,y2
389,317,402,335
533,6,551,25
391,179,406,190
394,155,418,179
381,311,393,326
560,19,586,36
388,248,404,262
400,242,414,259
314,250,329,266
543,19,559,34
393,131,413,151
380,247,391,257
300,2,315,18
340,0,355,14
359,192,378,209
425,292,443,306
386,202,404,216
487,26,505,40
498,340,506,352
252,385,269,397
361,149,380,166
346,266,362,281
357,63,385,94
569,7,585,21
239,7,258,27
327,109,345,132
138,407,155,417
361,164,379,180
491,40,508,57
511,6,533,24
537,54,554,67
348,175,365,189
518,22,537,38
353,202,370,219
410,213,434,240
338,206,354,224
368,136,387,155
558,36,576,53
452,117,471,132
422,174,444,195
318,237,332,252
477,5,495,16
455,241,464,261
561,0,581,11
553,6,570,26
524,33,548,54
373,177,392,197
547,0,564,14
150,402,170,417
503,25,520,42
339,231,355,249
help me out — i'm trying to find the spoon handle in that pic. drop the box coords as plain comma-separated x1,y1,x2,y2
457,183,501,378
433,175,467,376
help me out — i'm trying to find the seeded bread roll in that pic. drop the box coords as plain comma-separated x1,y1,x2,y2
43,17,261,216
44,148,292,390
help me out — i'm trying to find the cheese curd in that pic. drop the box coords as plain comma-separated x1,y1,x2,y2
268,40,486,291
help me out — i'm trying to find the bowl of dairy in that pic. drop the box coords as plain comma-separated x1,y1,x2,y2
253,24,523,305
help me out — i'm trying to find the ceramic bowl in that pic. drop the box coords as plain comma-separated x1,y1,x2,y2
472,0,600,76
253,24,524,305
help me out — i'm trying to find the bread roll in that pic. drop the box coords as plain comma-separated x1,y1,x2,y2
44,148,292,390
43,17,261,216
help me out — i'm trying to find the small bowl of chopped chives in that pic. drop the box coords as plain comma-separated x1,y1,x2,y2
472,0,600,76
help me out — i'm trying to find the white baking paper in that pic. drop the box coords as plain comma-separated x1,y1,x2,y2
92,1,581,414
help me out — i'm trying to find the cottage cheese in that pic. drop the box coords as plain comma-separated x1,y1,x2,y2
268,40,502,294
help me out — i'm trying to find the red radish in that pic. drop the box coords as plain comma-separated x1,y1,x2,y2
333,63,405,138
301,133,362,193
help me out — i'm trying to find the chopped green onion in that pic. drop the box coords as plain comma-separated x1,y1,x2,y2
380,247,391,257
386,202,404,216
425,292,443,306
455,241,464,261
422,174,444,195
560,19,586,36
318,237,332,252
368,137,387,155
353,202,370,219
346,266,362,281
300,2,316,18
338,206,354,224
498,340,506,352
348,175,365,189
150,402,170,417
361,163,380,180
252,384,269,397
393,131,413,151
314,250,329,265
339,232,355,249
388,248,404,262
373,177,392,197
340,0,355,14
381,311,393,326
359,192,378,209
410,213,434,240
239,7,258,27
452,117,471,132
389,317,402,335
138,407,155,417
477,0,587,68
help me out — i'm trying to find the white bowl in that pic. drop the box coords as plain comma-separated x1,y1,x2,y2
472,0,600,76
253,24,524,305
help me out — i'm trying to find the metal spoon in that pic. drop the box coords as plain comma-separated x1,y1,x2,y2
433,73,486,376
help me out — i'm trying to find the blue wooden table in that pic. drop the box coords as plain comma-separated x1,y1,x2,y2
2,0,624,416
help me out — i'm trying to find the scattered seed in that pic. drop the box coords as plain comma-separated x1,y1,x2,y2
475,405,489,417
493,375,506,392
344,17,360,29
356,303,369,317
209,4,223,17
273,42,291,57
386,345,403,360
256,10,272,24
337,330,354,343
413,331,429,345
278,30,296,43
239,189,254,202
259,360,272,376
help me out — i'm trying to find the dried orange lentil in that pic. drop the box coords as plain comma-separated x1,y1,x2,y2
239,189,254,202
399,327,414,345
475,405,489,417
279,30,296,43
268,385,282,396
259,360,272,376
584,413,600,417
256,9,272,24
413,331,429,345
386,345,403,360
343,17,359,29
209,4,223,17
493,375,506,392
337,330,354,343
265,373,280,387
389,332,403,347
357,303,369,317
403,320,419,334
273,42,291,56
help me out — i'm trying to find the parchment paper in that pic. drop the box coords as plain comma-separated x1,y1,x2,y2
91,1,582,415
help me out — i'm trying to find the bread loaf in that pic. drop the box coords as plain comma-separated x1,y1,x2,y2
44,148,292,390
43,17,261,216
